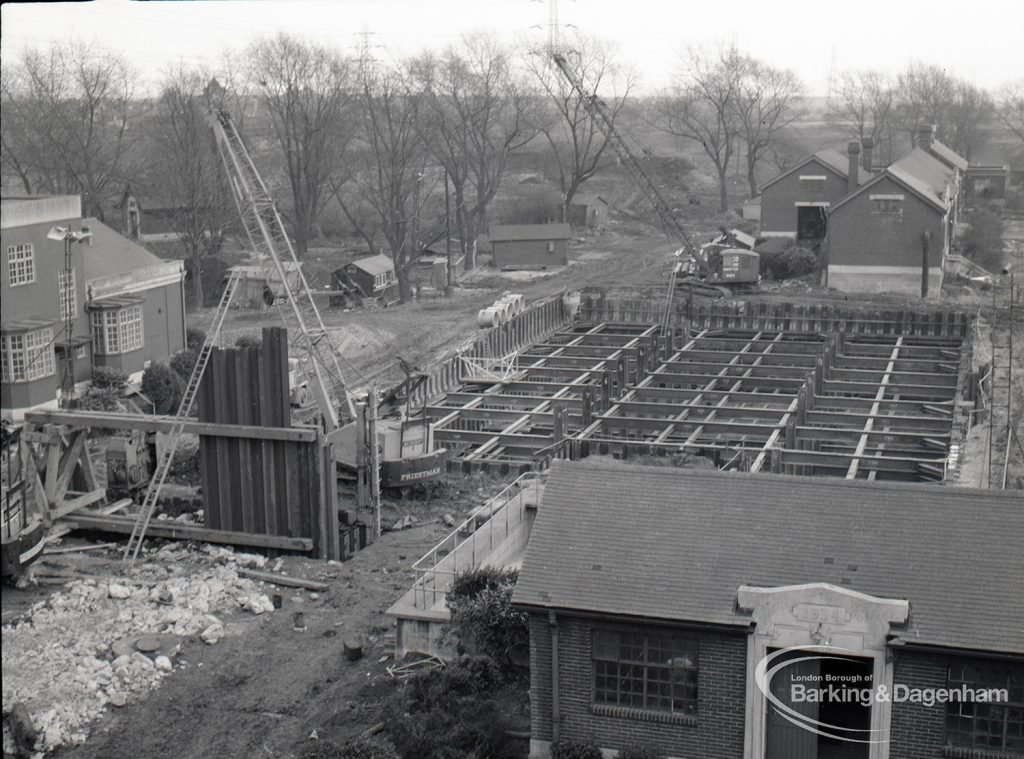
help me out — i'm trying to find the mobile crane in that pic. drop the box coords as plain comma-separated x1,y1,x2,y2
549,52,760,332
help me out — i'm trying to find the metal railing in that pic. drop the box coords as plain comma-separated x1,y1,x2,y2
410,471,545,610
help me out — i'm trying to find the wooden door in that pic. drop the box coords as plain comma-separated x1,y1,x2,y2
765,650,819,759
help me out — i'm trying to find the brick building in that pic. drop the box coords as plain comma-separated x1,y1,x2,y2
758,144,873,246
513,460,1023,759
2,195,186,421
827,138,961,297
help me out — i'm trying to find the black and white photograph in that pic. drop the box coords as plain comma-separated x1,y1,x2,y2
1,0,1022,757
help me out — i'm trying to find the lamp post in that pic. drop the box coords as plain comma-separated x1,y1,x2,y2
46,225,92,407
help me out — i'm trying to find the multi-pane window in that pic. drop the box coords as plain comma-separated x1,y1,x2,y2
91,306,144,355
7,244,35,286
946,660,1024,753
592,628,699,716
1,329,56,382
870,195,904,215
58,269,77,322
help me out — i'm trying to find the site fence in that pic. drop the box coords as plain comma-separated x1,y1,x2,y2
399,295,569,408
579,289,973,338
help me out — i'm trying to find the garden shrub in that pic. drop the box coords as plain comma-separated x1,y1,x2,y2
169,348,199,381
90,366,128,391
758,246,817,280
77,387,122,413
299,737,399,759
961,208,1005,272
383,656,517,759
141,363,184,415
235,333,262,349
550,738,603,759
446,567,528,673
185,326,207,352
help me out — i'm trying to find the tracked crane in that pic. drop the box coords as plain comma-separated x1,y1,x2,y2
549,52,759,332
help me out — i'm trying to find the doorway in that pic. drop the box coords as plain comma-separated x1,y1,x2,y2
764,649,872,759
797,206,827,247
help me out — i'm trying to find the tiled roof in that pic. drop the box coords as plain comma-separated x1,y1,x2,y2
929,140,968,171
512,460,1024,655
489,223,571,242
81,218,174,282
759,149,870,193
886,148,956,210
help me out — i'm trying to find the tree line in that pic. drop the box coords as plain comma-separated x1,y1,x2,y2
3,36,1021,305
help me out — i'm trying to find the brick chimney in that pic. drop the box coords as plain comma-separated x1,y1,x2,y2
861,138,874,173
917,123,933,151
847,141,861,194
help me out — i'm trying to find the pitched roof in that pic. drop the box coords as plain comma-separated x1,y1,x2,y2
347,254,394,276
759,149,871,193
80,218,172,282
929,140,968,171
489,223,571,242
512,460,1024,655
829,147,955,215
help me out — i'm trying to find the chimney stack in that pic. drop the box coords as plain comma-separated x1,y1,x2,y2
861,138,874,173
847,141,861,194
917,123,933,151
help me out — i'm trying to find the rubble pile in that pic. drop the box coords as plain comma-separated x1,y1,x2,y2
1,544,275,753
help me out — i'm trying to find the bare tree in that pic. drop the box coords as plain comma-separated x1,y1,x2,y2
996,80,1024,145
143,66,240,307
335,66,431,303
896,63,993,160
827,71,897,163
412,34,536,261
652,47,744,213
0,42,134,218
944,81,994,161
247,34,355,255
734,60,803,198
526,34,634,210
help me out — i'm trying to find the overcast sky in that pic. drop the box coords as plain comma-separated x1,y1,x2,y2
2,0,1022,95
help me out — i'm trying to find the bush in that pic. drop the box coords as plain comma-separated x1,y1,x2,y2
961,208,1005,272
383,656,517,759
77,387,122,413
141,363,184,415
185,326,207,352
169,348,199,381
446,568,528,673
299,737,399,759
91,366,128,391
758,246,817,280
618,742,667,759
550,738,603,759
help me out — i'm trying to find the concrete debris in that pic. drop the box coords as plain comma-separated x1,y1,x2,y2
441,513,456,527
107,583,131,600
240,594,275,615
2,551,271,753
390,515,415,531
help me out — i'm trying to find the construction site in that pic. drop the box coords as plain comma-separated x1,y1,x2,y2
2,5,1024,759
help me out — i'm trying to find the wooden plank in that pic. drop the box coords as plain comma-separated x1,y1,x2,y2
235,567,329,591
62,513,314,551
24,410,318,442
49,488,107,519
53,430,88,504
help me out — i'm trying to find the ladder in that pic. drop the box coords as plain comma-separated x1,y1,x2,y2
121,272,241,569
550,52,709,332
210,108,356,428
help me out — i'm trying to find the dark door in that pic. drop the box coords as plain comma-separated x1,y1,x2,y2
766,649,819,759
797,206,826,244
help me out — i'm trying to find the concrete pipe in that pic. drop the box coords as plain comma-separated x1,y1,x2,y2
493,302,513,324
477,308,500,328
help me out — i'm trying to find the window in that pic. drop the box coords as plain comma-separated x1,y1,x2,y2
58,269,77,322
870,194,905,215
1,328,56,382
592,628,699,717
91,305,144,355
946,660,1024,754
7,243,35,286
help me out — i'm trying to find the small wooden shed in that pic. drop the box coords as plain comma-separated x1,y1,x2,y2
332,254,399,305
489,223,571,269
226,262,302,309
567,193,609,229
